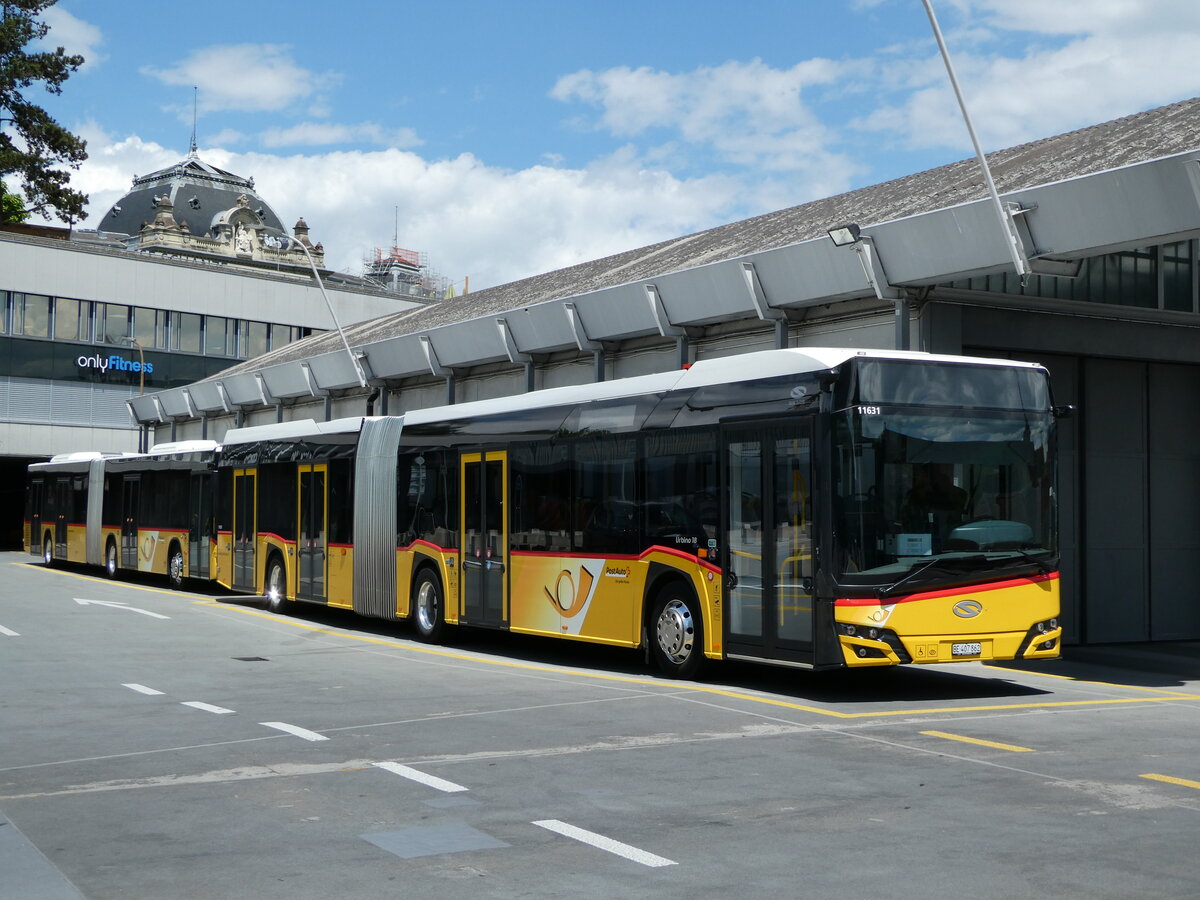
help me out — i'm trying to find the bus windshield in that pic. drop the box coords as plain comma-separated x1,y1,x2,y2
833,405,1056,593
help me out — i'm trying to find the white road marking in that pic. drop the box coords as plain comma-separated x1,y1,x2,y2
533,819,676,868
74,598,169,619
122,683,164,696
260,721,329,742
0,624,19,636
373,761,469,793
182,701,235,715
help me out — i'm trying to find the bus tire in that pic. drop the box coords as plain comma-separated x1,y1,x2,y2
167,542,185,590
42,534,53,567
649,581,705,679
264,555,287,613
104,539,119,579
412,569,447,643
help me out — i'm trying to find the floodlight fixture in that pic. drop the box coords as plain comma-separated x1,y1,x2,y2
827,223,862,247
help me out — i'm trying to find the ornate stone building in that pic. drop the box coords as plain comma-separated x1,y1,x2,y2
100,152,324,272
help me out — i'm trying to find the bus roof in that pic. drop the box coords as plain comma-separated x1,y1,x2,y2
218,347,1047,447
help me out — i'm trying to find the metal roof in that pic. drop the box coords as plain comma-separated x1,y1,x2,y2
101,154,287,239
130,96,1200,425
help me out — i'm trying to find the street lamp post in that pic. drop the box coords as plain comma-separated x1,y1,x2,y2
123,336,147,451
124,336,145,395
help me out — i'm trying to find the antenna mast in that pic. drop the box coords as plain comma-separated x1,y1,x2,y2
189,86,198,156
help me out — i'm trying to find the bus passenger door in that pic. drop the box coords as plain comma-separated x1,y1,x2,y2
723,421,815,664
28,479,44,554
120,476,140,569
232,469,257,591
298,463,328,601
54,477,71,559
189,473,211,580
461,451,508,627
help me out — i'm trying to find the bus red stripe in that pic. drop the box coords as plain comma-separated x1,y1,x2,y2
835,571,1059,607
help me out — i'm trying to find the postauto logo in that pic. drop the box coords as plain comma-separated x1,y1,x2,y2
76,353,154,375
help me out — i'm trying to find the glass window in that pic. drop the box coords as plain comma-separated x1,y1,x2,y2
510,443,571,550
397,449,458,548
268,325,295,351
174,312,202,353
0,291,8,334
54,298,83,341
100,304,129,344
833,407,1056,591
245,321,268,359
644,430,718,556
132,307,157,349
21,294,51,337
574,437,637,553
205,315,232,355
1163,241,1194,312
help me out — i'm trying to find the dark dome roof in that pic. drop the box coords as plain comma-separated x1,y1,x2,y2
100,154,287,238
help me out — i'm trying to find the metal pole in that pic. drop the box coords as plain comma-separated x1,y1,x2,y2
290,237,368,388
921,0,1028,281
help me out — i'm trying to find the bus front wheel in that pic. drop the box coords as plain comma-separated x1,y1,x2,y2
412,570,446,643
650,583,705,679
42,535,53,567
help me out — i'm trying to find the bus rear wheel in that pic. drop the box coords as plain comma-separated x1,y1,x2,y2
650,583,705,679
264,556,287,613
167,543,185,590
42,535,53,567
412,570,446,643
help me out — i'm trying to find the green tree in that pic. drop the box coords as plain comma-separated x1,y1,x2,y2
1,176,27,222
0,0,87,224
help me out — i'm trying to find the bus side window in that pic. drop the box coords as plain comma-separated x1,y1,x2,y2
643,430,718,557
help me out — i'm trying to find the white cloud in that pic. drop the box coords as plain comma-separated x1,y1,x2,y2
40,7,104,69
551,58,855,177
260,122,423,149
854,1,1200,151
63,134,754,291
141,44,332,114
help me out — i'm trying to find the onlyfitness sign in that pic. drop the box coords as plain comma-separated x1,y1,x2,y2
76,353,154,375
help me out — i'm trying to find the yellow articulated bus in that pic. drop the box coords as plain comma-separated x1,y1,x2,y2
27,441,219,588
210,347,1065,677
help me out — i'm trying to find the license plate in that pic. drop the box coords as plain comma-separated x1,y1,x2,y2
952,642,982,657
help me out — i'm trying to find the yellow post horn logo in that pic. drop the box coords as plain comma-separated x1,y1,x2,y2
544,566,594,618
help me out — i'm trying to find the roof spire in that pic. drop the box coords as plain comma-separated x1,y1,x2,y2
188,86,198,157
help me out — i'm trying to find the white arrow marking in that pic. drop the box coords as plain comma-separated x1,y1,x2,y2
74,598,170,619
0,624,19,636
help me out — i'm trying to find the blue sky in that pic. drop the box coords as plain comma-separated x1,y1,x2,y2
26,0,1200,290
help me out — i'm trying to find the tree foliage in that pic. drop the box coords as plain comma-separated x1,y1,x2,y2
0,0,88,224
1,176,27,222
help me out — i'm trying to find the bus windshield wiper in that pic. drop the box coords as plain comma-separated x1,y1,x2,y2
875,554,987,599
1007,547,1054,574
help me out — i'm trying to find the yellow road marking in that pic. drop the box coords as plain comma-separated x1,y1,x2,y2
1140,773,1200,791
21,560,1200,718
921,730,1034,752
14,561,191,599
